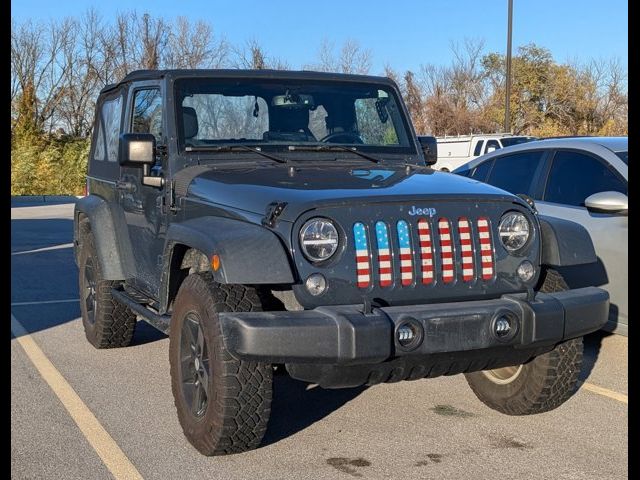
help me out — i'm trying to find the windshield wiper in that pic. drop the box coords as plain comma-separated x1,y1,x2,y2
185,145,288,164
287,145,383,164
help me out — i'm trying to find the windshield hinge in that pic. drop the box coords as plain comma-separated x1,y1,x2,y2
162,180,179,214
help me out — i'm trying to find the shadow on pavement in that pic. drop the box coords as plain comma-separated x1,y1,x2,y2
579,329,613,382
131,320,168,346
261,372,366,447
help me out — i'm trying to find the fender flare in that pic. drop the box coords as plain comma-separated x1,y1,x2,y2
73,195,136,280
159,217,295,312
538,215,597,267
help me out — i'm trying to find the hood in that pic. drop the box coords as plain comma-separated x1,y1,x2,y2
187,164,521,221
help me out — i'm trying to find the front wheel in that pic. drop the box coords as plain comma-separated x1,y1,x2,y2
465,337,584,415
169,273,273,455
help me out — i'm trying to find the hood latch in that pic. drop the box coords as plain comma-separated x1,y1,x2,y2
262,202,287,228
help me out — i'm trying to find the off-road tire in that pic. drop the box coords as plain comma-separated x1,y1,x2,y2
465,338,583,415
464,267,583,415
78,225,136,348
169,273,272,456
538,268,569,293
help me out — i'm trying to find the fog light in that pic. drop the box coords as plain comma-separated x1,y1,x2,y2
495,316,512,337
396,319,423,350
305,274,327,296
517,260,535,281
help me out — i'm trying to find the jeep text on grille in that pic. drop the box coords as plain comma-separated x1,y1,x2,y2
74,69,609,456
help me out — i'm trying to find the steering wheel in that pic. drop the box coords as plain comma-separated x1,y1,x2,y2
320,132,364,144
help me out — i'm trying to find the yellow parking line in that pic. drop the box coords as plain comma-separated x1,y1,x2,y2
11,314,144,480
580,381,628,404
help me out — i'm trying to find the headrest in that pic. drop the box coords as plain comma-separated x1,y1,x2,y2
182,106,198,139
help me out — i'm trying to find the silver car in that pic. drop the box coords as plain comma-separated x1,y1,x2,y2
454,137,628,335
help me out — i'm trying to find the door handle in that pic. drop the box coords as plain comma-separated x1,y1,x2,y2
116,180,137,193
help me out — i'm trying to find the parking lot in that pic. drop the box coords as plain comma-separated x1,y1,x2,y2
11,200,627,480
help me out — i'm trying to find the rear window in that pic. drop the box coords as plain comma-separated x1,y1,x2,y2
615,151,628,165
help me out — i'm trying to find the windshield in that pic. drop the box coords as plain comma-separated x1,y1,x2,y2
500,136,536,147
174,78,415,155
615,151,628,165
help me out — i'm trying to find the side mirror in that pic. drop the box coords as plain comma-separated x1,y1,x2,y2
486,146,496,153
585,191,628,214
119,133,156,167
417,136,437,165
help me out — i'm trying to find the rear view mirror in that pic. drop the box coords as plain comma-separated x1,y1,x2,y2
271,93,315,109
585,191,628,214
417,136,437,165
119,133,156,166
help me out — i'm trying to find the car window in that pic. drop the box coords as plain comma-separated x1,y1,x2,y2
543,150,627,207
93,95,122,162
470,159,493,182
485,151,544,195
473,140,484,156
131,88,163,141
485,139,500,153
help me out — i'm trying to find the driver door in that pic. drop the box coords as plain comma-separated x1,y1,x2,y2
119,82,168,299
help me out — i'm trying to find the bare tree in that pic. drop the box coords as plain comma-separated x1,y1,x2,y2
231,39,289,70
163,17,229,69
11,18,71,133
306,38,372,74
55,10,106,136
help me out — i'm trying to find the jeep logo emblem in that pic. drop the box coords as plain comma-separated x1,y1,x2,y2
408,206,437,217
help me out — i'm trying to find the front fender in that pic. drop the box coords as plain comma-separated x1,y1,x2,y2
164,217,295,285
538,215,597,267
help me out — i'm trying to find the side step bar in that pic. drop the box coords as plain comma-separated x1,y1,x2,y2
111,288,171,334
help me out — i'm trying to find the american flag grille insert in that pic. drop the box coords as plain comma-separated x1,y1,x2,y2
353,222,371,288
375,221,392,287
353,217,496,288
417,218,434,284
397,220,413,286
458,217,474,282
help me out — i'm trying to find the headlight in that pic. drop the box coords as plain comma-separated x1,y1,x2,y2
300,218,339,262
498,212,530,252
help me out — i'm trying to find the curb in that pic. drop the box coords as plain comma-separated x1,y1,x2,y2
11,195,84,204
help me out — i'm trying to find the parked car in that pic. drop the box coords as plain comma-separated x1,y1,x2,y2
436,133,536,172
454,137,628,335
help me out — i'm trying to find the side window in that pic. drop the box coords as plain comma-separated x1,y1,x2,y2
544,150,627,207
473,140,484,156
93,95,123,163
470,160,493,182
131,89,162,140
485,139,500,153
485,151,544,195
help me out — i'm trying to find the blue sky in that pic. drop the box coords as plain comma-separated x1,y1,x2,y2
11,0,627,74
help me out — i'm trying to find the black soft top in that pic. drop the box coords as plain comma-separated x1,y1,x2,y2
100,69,397,95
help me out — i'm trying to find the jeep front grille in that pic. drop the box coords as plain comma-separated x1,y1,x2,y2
353,217,495,288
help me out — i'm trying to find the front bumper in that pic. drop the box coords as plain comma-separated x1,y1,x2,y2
219,287,608,387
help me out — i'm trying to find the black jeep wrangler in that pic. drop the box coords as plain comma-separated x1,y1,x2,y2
74,69,608,456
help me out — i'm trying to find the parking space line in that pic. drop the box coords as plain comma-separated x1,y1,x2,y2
10,314,144,480
11,299,79,306
580,381,628,404
12,242,74,255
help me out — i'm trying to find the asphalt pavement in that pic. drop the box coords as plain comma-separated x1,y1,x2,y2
11,200,628,480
